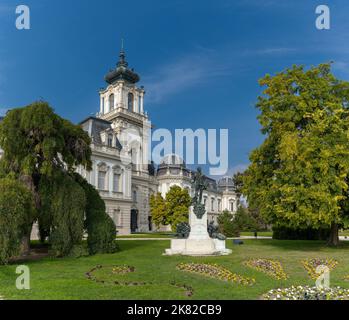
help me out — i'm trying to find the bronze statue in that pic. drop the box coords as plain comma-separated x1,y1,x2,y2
191,167,208,219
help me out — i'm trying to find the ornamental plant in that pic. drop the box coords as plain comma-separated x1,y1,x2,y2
176,263,255,286
244,259,288,280
301,258,338,280
263,286,349,300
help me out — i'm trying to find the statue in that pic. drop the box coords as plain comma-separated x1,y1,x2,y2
191,168,208,219
207,221,226,240
176,222,191,239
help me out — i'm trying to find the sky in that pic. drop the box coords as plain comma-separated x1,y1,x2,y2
1,0,349,177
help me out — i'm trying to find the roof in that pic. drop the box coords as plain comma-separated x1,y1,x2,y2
80,116,123,150
104,49,140,85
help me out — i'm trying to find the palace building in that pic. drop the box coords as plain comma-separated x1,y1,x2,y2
76,48,238,234
0,48,238,236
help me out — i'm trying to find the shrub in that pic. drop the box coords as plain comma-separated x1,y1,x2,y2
0,177,34,264
217,210,240,237
74,174,119,255
40,174,86,257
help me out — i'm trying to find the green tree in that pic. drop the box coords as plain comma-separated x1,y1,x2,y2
0,101,118,259
217,210,240,237
0,176,34,264
243,64,349,246
165,186,191,231
0,101,92,254
149,186,191,231
149,192,167,227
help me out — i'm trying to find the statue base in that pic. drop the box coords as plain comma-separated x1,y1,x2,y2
164,211,232,256
164,238,232,256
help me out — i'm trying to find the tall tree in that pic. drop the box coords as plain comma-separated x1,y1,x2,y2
243,64,349,246
0,102,117,258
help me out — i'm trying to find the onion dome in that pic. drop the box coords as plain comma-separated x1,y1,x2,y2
105,44,140,85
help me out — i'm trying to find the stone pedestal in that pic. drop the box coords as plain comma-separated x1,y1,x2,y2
164,209,232,256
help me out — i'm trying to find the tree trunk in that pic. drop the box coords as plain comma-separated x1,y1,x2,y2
328,222,339,246
20,234,31,256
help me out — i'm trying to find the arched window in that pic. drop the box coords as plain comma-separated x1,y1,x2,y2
128,92,134,112
109,94,114,111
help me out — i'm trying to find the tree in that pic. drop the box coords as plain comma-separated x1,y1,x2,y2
149,186,191,231
165,186,191,231
243,64,349,246
0,101,119,259
0,176,34,264
0,101,92,254
150,193,167,227
74,173,118,255
217,210,240,237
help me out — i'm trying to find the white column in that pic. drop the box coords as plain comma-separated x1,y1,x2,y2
140,93,144,114
100,95,104,114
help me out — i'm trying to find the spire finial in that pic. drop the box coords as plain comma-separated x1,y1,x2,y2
118,38,128,68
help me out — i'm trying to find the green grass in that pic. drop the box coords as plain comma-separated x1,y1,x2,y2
116,232,174,238
1,239,349,300
239,231,273,237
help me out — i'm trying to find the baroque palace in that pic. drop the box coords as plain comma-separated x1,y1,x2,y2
0,48,238,236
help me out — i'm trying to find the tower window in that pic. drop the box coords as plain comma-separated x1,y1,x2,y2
128,92,134,112
109,94,114,111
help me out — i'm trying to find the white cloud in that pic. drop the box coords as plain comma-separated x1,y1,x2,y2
143,50,233,104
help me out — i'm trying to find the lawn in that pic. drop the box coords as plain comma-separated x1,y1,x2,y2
117,232,174,239
1,239,349,300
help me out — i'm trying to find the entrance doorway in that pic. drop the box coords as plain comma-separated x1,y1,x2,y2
131,209,138,233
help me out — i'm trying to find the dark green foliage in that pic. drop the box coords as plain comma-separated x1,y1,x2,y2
74,174,119,255
0,101,91,177
233,206,260,232
0,177,34,264
39,174,86,257
273,225,330,240
217,210,240,237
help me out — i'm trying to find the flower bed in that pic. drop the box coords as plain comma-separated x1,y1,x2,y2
244,259,287,280
176,263,255,286
86,265,194,297
301,258,338,279
112,265,135,274
263,286,349,300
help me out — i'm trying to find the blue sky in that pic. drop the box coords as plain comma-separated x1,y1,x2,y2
1,0,349,176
